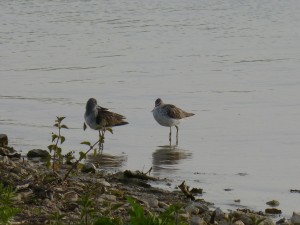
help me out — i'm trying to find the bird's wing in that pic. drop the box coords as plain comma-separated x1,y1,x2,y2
164,104,185,119
96,107,128,127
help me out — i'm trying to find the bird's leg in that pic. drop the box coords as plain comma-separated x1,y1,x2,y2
98,130,102,151
169,127,172,143
175,125,179,145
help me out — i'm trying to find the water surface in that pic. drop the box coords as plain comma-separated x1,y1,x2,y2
1,0,300,217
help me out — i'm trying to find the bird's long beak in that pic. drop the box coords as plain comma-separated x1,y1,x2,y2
83,122,87,131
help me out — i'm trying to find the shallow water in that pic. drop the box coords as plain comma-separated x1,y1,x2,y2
1,0,300,217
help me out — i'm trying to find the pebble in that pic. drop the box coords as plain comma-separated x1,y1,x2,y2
64,191,79,202
98,179,111,187
185,204,200,215
145,197,159,208
158,201,169,208
190,216,206,225
102,194,117,202
234,220,245,225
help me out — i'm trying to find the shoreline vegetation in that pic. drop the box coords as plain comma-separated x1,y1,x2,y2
0,118,298,225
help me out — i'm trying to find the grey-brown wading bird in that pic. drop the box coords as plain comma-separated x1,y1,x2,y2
84,98,128,150
152,98,194,144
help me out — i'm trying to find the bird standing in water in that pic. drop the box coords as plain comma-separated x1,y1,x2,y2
84,98,128,151
152,98,194,144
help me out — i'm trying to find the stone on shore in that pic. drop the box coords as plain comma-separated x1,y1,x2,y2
81,162,96,173
0,134,8,147
291,211,300,224
27,149,50,158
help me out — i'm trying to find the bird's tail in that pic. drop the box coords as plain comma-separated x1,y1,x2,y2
184,112,195,117
114,121,129,126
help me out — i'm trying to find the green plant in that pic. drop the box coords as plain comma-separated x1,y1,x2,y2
247,215,266,225
93,217,122,225
62,140,99,182
48,116,68,173
127,197,186,225
0,183,20,225
49,211,64,225
225,214,239,225
77,194,95,225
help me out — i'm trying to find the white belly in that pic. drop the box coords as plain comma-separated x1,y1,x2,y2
152,107,180,127
84,111,102,130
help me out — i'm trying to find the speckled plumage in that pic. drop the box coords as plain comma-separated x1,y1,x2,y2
84,98,128,130
152,98,194,142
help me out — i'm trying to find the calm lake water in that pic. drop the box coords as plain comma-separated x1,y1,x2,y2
1,0,300,217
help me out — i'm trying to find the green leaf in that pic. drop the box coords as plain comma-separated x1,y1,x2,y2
81,141,91,147
79,151,87,160
47,144,55,151
52,133,58,142
56,147,62,155
60,136,65,144
61,124,68,129
57,116,66,122
53,123,59,127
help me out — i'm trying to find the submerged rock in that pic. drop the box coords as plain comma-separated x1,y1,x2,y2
265,208,282,214
27,149,50,158
266,200,280,207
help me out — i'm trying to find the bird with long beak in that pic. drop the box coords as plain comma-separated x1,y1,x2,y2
84,98,128,151
152,98,194,144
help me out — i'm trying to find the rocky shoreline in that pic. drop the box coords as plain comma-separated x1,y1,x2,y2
0,134,299,225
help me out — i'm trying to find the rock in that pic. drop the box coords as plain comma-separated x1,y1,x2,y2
81,162,96,173
210,208,225,223
291,212,300,224
102,194,117,202
64,191,79,202
276,218,291,225
234,220,245,225
27,149,50,158
98,179,111,187
185,204,200,215
97,194,117,203
190,187,203,195
191,202,209,214
145,197,159,208
0,147,10,156
266,200,280,207
265,208,282,214
158,201,169,208
190,216,206,225
0,134,8,147
0,147,20,158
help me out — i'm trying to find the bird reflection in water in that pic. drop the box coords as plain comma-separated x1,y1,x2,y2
87,152,127,169
152,145,192,174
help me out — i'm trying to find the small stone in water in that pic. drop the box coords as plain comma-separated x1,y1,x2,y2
265,208,282,214
266,200,280,207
